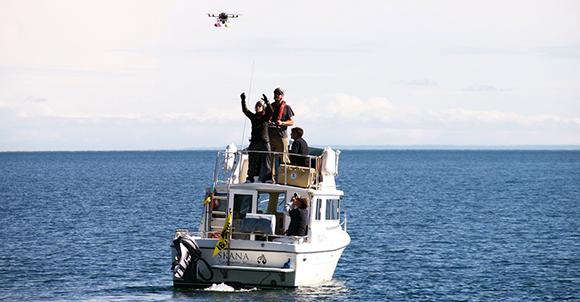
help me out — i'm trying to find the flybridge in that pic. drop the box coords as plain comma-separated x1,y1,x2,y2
213,144,341,189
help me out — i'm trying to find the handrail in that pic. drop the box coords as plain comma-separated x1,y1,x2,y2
202,229,307,242
212,150,322,189
339,213,347,232
237,149,318,159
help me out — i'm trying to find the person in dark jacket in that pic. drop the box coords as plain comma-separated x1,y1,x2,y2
286,195,308,236
289,127,309,167
241,92,273,182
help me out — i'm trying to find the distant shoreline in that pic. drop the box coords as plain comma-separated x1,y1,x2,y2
2,145,580,153
335,145,580,151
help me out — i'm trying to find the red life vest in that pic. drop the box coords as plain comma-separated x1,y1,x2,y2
271,101,286,122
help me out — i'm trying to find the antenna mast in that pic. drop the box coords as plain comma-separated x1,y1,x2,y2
240,60,255,149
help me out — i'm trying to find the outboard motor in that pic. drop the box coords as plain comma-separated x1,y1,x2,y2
172,234,213,281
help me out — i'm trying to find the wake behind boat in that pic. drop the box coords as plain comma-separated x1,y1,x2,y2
171,146,349,287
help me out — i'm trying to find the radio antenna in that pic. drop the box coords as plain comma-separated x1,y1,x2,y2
240,60,255,149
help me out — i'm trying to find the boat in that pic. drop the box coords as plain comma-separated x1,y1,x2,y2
171,145,350,288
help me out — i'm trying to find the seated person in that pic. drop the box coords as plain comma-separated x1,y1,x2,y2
285,195,308,236
289,127,309,167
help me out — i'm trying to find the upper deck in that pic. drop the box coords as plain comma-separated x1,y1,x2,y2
212,145,341,191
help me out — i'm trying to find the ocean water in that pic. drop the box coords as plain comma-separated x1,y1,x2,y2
1,150,579,301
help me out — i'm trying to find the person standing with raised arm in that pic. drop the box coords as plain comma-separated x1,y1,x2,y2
241,92,273,183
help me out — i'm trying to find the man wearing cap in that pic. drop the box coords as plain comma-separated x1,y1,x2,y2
240,92,273,183
269,88,295,164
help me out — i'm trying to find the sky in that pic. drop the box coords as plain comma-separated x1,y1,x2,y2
1,0,579,151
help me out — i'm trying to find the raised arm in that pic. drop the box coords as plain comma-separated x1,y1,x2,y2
240,93,252,118
262,94,273,120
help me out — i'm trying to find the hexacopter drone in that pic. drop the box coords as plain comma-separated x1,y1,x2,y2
208,12,240,27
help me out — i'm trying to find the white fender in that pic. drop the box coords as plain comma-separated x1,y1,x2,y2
224,143,237,171
321,147,337,176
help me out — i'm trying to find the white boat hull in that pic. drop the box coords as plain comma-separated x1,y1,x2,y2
172,233,350,287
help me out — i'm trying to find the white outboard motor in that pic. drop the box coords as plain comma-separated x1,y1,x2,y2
172,234,212,281
224,143,237,171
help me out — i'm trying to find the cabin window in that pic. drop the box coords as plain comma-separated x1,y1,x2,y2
325,199,340,220
276,193,287,212
255,191,287,235
257,192,269,214
315,198,322,220
256,191,286,213
233,194,253,219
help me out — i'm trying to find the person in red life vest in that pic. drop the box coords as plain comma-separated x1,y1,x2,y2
240,92,273,183
290,127,309,167
268,88,295,167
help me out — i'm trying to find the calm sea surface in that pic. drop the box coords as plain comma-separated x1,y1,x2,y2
1,150,579,301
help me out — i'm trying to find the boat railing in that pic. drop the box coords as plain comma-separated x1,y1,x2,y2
213,149,322,189
341,209,348,232
231,231,306,242
200,229,307,243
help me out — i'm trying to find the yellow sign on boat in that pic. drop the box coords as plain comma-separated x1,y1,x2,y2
212,210,232,256
203,194,212,205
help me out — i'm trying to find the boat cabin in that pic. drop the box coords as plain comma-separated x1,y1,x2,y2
199,147,345,243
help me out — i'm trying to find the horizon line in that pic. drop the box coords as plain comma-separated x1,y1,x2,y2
2,144,580,153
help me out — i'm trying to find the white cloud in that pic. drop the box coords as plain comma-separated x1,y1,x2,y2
1,93,580,151
293,94,394,124
0,107,244,151
428,108,580,129
443,47,524,56
400,79,439,87
541,44,580,59
293,94,580,130
25,96,47,103
462,85,512,93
